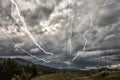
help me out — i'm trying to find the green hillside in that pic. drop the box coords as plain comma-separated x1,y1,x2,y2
32,71,120,80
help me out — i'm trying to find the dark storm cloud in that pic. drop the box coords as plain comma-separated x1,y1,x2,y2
96,2,120,26
24,4,54,25
111,58,120,62
0,0,120,69
20,0,63,26
68,49,120,68
72,59,103,68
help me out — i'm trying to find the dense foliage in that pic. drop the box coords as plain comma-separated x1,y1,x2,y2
0,58,37,80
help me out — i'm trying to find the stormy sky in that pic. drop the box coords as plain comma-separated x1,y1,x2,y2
0,0,120,69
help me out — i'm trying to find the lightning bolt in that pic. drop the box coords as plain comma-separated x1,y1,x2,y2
7,0,114,62
68,26,72,55
72,0,114,61
9,0,54,56
68,3,77,55
0,32,51,63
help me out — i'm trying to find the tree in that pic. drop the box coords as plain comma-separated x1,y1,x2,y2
0,58,38,80
31,64,37,77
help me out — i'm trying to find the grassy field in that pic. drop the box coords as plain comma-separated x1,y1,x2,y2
31,71,120,80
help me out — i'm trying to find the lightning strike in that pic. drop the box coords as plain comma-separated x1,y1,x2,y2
72,0,114,61
9,0,54,56
68,20,73,55
0,32,51,63
68,2,79,55
6,0,114,62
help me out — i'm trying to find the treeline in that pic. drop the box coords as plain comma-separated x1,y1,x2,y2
0,58,37,80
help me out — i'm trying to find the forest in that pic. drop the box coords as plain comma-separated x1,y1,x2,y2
0,58,120,80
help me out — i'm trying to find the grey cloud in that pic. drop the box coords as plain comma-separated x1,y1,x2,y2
0,0,120,69
96,1,120,26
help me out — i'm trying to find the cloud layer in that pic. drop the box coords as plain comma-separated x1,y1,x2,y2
0,0,120,69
